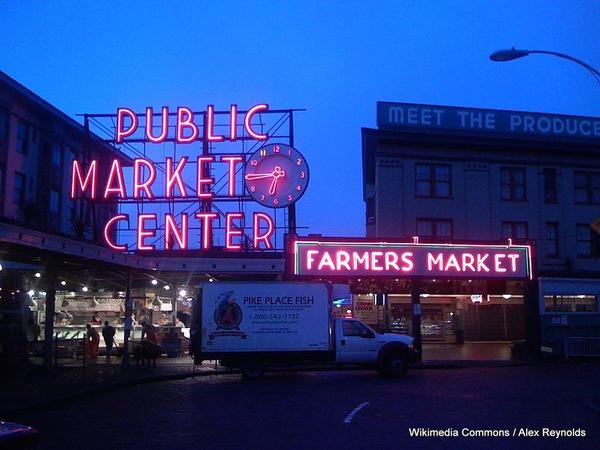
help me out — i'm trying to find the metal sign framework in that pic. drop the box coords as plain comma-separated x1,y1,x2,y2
79,107,305,253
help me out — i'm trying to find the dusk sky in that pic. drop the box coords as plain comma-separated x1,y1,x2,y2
2,1,599,237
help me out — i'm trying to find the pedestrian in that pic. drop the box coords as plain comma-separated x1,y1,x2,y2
102,320,116,360
86,323,100,359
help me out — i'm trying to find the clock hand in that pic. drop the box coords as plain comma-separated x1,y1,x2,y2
268,166,286,195
245,172,275,180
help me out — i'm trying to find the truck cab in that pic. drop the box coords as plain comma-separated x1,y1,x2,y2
335,318,417,376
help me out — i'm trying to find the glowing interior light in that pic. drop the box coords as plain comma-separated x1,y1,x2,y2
502,294,512,300
82,286,89,293
179,289,187,297
27,290,35,297
421,293,430,298
163,285,170,290
151,279,158,286
34,272,41,278
61,281,66,286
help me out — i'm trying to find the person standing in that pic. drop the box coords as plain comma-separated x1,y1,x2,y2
102,321,116,360
86,324,100,359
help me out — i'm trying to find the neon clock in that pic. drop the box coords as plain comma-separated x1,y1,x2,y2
244,143,309,208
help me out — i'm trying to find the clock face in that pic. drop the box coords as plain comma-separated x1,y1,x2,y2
244,143,309,208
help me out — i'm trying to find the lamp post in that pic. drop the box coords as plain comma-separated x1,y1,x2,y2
490,47,600,86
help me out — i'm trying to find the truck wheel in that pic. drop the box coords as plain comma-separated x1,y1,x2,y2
241,361,265,379
383,354,408,377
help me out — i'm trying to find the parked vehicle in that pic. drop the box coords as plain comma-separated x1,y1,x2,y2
190,282,417,378
0,421,39,450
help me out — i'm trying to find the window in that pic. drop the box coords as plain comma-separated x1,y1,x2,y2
501,221,528,240
500,167,526,201
545,222,559,258
575,224,600,257
13,172,26,205
574,171,600,204
342,320,373,337
16,121,28,155
52,143,62,166
544,295,597,313
543,168,558,204
0,110,8,141
415,163,451,198
50,187,60,213
416,218,453,240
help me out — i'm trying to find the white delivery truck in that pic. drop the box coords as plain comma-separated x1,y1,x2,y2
190,282,418,378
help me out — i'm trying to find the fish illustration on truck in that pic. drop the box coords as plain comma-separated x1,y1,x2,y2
207,291,246,343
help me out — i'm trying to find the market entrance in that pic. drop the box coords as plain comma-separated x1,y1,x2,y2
351,280,527,360
291,236,537,361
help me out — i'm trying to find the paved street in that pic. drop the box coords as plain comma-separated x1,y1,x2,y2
10,363,600,450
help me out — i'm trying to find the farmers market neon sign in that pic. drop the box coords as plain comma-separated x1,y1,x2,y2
291,238,533,279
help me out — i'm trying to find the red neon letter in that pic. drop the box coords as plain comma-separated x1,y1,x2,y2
225,212,243,250
145,107,169,143
221,155,243,196
195,212,218,249
103,214,128,251
229,104,238,141
70,160,97,199
196,156,214,198
165,157,188,198
306,250,319,270
165,213,188,250
336,251,351,271
134,159,157,199
116,108,138,143
176,107,199,143
137,213,157,251
401,252,414,272
253,212,274,249
507,254,520,272
384,252,400,271
103,159,127,198
244,104,268,140
494,253,507,273
206,105,224,142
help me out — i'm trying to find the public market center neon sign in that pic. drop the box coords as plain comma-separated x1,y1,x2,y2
291,238,533,279
69,104,305,252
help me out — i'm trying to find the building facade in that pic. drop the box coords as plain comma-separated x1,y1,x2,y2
361,102,600,356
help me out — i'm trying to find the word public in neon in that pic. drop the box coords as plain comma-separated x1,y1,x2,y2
291,238,533,280
116,104,269,144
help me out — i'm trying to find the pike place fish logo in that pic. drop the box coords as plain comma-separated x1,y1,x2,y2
208,291,246,343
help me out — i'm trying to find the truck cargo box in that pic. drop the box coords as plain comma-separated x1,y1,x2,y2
199,282,331,354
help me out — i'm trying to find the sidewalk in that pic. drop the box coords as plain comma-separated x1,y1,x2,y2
0,357,217,417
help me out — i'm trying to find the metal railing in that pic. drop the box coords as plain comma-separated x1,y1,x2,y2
564,337,600,357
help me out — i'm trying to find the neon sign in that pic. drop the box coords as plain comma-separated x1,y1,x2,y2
70,104,308,252
291,238,533,280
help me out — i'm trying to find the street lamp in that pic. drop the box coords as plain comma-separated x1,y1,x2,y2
490,47,600,86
